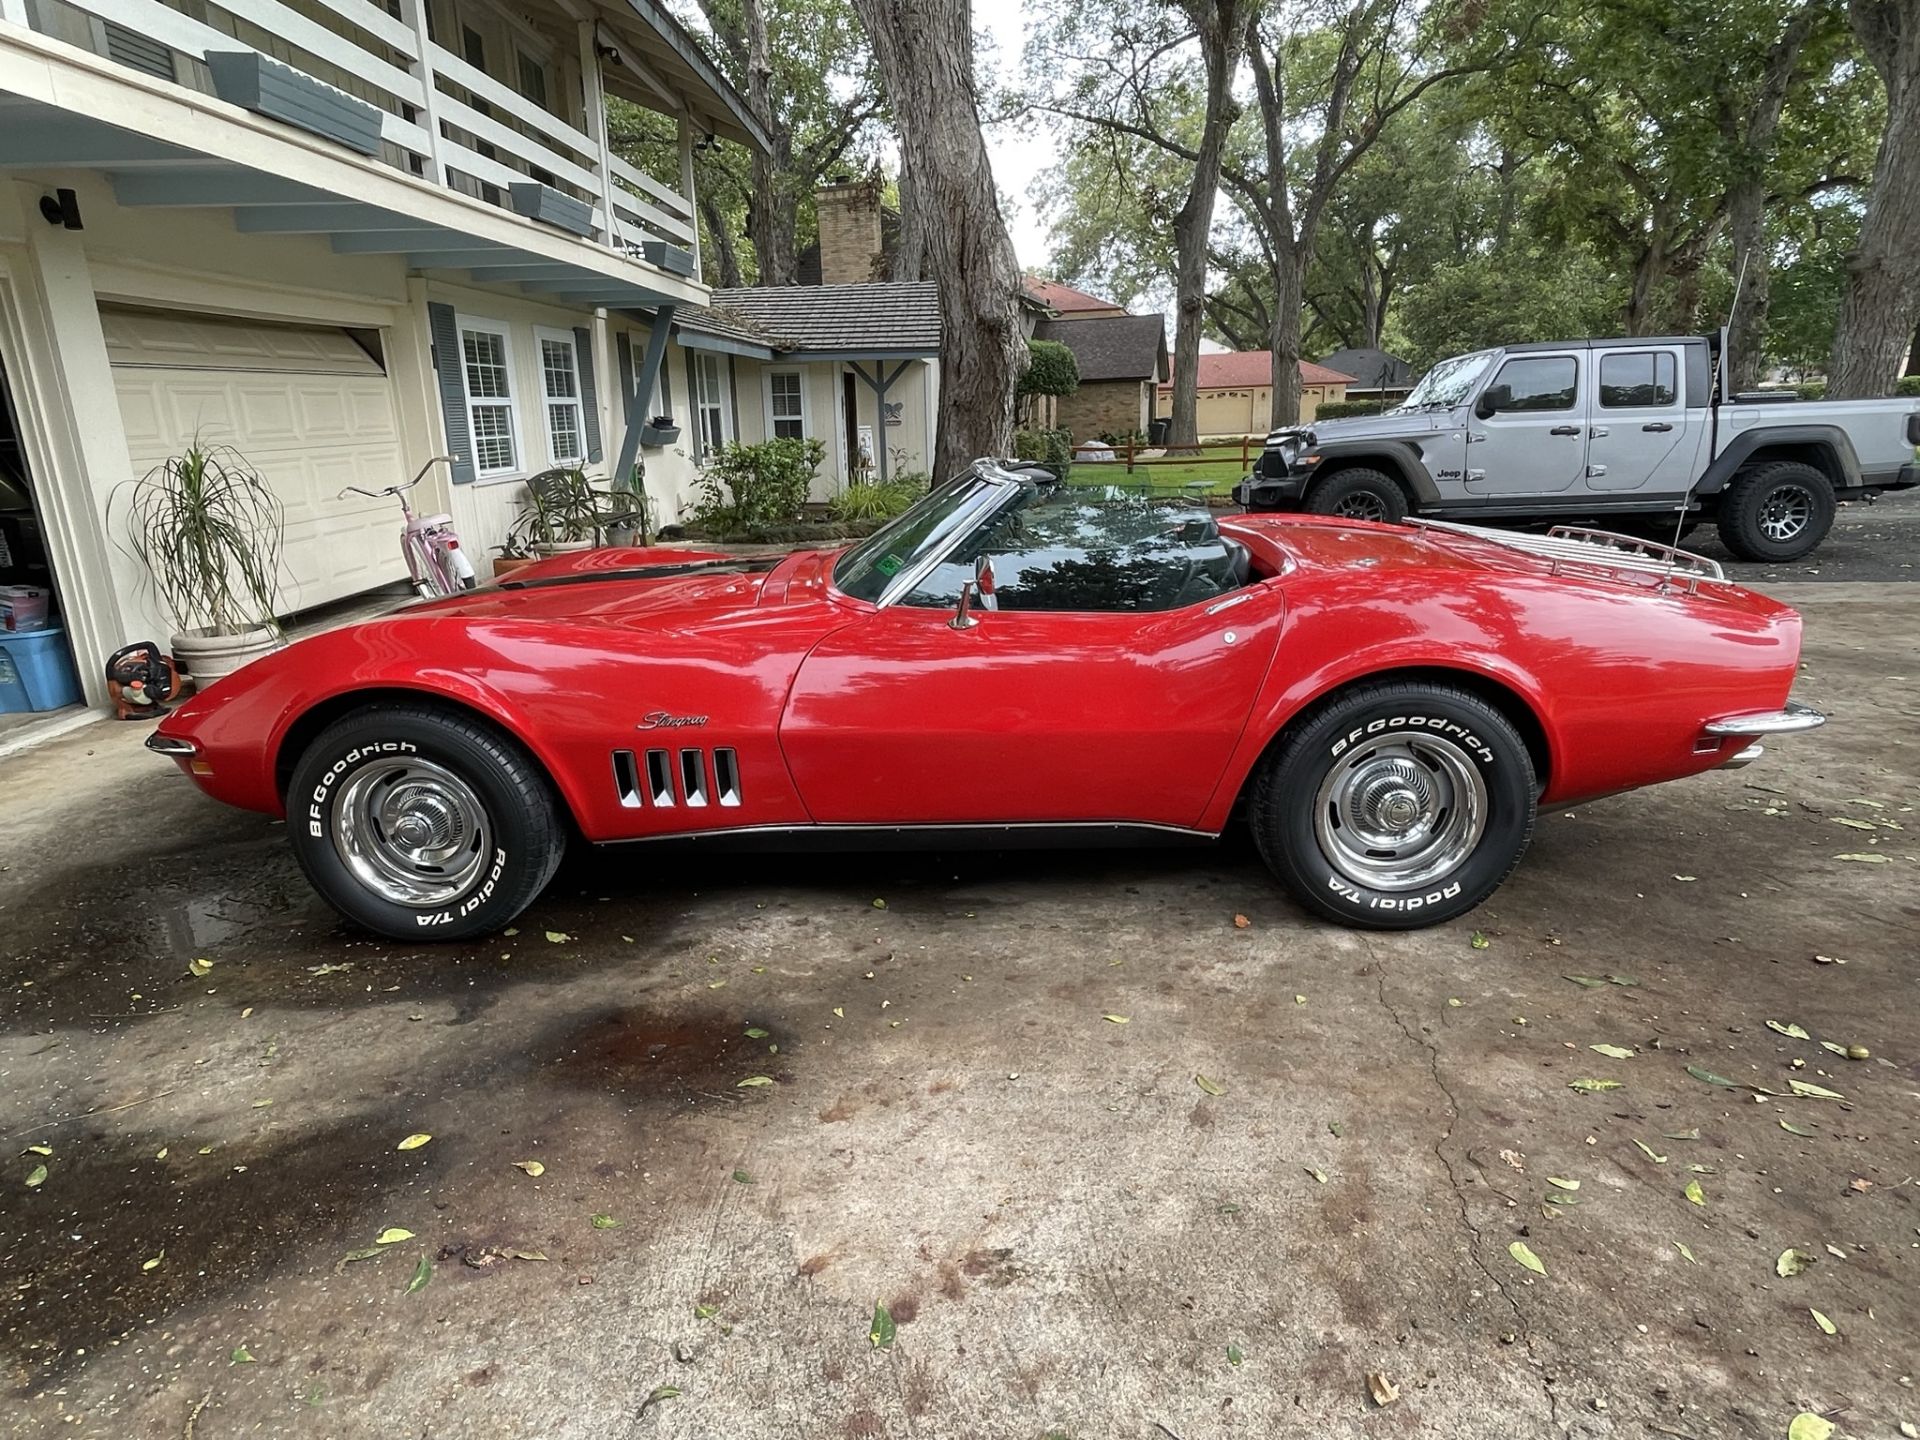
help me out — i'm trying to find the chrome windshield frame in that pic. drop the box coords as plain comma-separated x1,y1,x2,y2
866,459,1033,610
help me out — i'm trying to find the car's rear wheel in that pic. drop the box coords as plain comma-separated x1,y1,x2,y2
287,704,564,940
1715,461,1834,562
1304,468,1408,524
1250,682,1537,930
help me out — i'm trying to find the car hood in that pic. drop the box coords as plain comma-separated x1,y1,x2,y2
400,546,795,626
1288,409,1462,443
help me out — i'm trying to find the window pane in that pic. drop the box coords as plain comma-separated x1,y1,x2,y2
541,338,578,400
463,330,510,400
471,404,515,471
771,373,802,415
548,403,581,462
774,417,803,440
1599,352,1676,408
1489,356,1577,412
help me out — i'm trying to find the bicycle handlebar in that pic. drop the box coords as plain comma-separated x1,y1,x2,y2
339,455,454,501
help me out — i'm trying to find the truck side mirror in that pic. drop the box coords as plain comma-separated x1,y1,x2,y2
1474,390,1499,420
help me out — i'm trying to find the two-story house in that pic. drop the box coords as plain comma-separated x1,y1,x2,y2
0,0,766,706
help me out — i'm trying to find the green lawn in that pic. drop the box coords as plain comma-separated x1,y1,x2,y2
1068,442,1257,496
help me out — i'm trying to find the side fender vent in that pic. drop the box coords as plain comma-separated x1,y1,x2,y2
616,747,739,808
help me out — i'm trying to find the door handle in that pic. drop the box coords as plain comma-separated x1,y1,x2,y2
1587,464,1609,477
1642,422,1673,432
1465,433,1486,444
1550,425,1580,437
1589,426,1610,438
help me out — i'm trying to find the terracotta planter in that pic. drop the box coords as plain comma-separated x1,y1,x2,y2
172,625,284,685
531,540,593,557
490,555,539,580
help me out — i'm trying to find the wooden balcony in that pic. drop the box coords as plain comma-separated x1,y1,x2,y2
1,0,740,280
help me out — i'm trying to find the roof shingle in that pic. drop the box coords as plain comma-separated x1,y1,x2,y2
1156,351,1355,390
702,282,942,355
1034,314,1168,382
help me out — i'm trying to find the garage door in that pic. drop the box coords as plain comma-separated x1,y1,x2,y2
105,307,408,613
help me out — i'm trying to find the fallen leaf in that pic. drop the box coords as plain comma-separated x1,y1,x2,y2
1848,1177,1872,1193
1470,930,1491,950
1780,1119,1817,1137
1687,1065,1738,1088
1899,1424,1917,1440
1788,1414,1834,1440
1568,1077,1624,1092
1663,1128,1701,1141
1809,1307,1836,1335
1304,1167,1328,1184
1825,1244,1847,1260
22,1144,51,1157
744,1027,768,1039
1328,1120,1343,1138
1546,1177,1580,1191
591,1214,620,1230
188,958,214,977
1819,1040,1849,1056
1232,913,1250,929
1766,1020,1812,1040
1564,974,1610,988
1589,1044,1636,1059
643,1384,681,1410
707,979,727,990
24,1164,47,1188
1673,874,1697,882
1832,817,1878,831
831,1007,844,1018
141,1253,162,1272
1226,1342,1244,1366
1508,1240,1546,1277
1102,1014,1130,1025
1634,1140,1668,1164
735,1075,774,1088
732,1169,753,1185
1367,1371,1400,1406
1499,1149,1526,1171
230,1345,254,1364
1776,1248,1815,1277
1195,1074,1225,1096
396,1133,432,1151
375,1228,414,1245
1788,1079,1844,1100
1294,994,1307,1005
251,1099,273,1109
513,1160,545,1177
869,1300,895,1349
1673,1241,1698,1265
1685,1180,1706,1206
405,1256,431,1295
508,1249,547,1262
693,1302,718,1320
545,930,570,943
155,1147,168,1160
871,898,886,909
1834,852,1890,863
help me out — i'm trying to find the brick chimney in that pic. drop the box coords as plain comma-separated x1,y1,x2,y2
815,178,883,285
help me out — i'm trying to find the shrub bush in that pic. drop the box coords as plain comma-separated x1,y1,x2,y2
1013,427,1073,479
1313,399,1396,420
1018,339,1080,399
830,473,925,523
691,437,825,533
1096,428,1148,449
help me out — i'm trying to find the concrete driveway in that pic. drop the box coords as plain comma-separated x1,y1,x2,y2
1,583,1915,1440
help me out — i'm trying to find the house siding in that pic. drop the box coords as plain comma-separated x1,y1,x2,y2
1055,379,1151,441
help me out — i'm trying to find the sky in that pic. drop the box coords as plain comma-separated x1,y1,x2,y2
971,0,1054,271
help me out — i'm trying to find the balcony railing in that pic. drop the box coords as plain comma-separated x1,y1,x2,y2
11,0,700,276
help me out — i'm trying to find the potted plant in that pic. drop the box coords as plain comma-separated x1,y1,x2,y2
490,533,539,580
122,440,285,683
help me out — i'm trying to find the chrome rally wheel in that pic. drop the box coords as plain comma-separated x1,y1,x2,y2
331,757,493,906
1313,734,1488,892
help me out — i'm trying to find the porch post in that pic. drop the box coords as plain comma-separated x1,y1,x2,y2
578,22,620,250
394,0,446,184
677,112,701,282
609,307,675,492
852,359,915,482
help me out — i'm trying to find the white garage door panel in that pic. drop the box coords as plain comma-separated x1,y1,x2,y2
105,309,408,613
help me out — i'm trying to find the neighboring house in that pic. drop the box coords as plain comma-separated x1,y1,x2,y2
666,282,940,497
1317,346,1413,404
1036,313,1168,440
1022,276,1129,322
0,0,768,706
1158,352,1355,437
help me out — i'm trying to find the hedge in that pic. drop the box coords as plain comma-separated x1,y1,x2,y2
1313,399,1398,420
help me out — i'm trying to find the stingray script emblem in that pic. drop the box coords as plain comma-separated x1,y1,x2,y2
637,711,709,730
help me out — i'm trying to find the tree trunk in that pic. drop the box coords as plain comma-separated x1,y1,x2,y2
893,147,929,282
852,0,1024,478
700,190,745,289
1828,0,1920,397
1267,242,1306,428
1907,320,1920,376
740,0,801,286
1167,1,1248,453
1726,181,1770,392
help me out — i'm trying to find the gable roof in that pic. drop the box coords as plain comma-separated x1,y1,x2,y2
1023,276,1127,315
1316,347,1412,390
676,282,942,358
1034,314,1168,382
611,0,770,154
1157,351,1355,390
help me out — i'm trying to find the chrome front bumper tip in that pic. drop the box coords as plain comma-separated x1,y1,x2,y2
1717,742,1766,770
1703,700,1827,737
144,732,198,756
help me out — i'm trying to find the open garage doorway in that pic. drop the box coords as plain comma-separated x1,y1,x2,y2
0,347,86,741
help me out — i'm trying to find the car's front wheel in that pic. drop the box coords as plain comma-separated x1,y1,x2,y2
286,704,564,940
1251,682,1537,929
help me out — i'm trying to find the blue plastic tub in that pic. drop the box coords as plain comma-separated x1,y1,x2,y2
0,625,83,713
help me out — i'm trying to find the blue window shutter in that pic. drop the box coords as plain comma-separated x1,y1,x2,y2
427,302,475,485
573,325,602,463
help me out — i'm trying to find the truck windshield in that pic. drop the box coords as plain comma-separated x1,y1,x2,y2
1399,350,1495,411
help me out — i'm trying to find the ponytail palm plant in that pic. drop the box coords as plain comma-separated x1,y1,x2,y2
124,440,285,638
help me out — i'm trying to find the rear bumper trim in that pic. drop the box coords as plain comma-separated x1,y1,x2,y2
1717,742,1766,770
1703,700,1826,736
144,732,198,756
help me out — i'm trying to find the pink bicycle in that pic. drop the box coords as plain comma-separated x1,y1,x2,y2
341,456,476,599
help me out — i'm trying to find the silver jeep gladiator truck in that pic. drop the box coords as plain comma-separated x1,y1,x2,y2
1236,332,1920,560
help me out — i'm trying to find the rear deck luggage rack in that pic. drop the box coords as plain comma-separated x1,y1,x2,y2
1401,518,1725,593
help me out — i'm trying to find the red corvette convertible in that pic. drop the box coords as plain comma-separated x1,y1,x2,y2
150,460,1824,938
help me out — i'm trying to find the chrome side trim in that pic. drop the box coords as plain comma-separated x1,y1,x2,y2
606,820,1220,847
1718,742,1765,769
873,460,1028,610
145,733,197,756
1703,701,1827,736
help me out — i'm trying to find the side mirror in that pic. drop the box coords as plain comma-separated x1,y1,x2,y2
950,555,996,630
974,554,998,611
1473,390,1498,420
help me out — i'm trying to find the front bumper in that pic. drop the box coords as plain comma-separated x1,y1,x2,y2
1235,472,1310,509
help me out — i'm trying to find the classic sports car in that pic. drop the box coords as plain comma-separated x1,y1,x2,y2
149,460,1825,938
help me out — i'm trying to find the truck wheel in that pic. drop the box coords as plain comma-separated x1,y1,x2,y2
1305,468,1408,524
1715,462,1834,562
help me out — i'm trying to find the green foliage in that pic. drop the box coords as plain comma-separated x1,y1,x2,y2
1013,427,1074,479
511,467,639,550
829,474,925,522
1017,339,1080,398
692,438,826,532
1314,399,1397,420
1396,246,1624,372
121,440,284,637
1793,377,1920,400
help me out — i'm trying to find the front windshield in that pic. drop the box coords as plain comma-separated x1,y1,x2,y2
832,472,1003,602
1399,350,1495,411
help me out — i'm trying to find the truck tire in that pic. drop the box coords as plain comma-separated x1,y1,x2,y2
1715,461,1834,562
1305,468,1408,524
